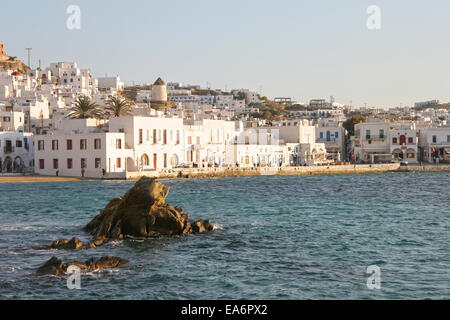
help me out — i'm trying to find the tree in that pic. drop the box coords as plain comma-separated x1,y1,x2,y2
106,96,132,117
343,114,366,136
67,96,103,119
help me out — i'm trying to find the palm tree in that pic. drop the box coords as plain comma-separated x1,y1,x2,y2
67,96,103,119
106,96,131,117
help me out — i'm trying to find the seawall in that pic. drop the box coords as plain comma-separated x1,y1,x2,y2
125,163,402,180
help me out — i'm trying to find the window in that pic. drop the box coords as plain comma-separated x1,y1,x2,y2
52,140,58,150
319,132,324,139
379,129,385,139
39,159,45,170
163,130,167,145
176,130,180,144
38,140,45,151
188,136,192,145
139,129,143,144
95,158,101,169
16,140,23,148
116,158,121,168
400,135,406,145
67,139,73,150
393,137,398,144
408,137,413,144
164,153,167,168
196,136,200,145
81,158,87,169
53,159,58,169
116,139,122,149
80,139,87,150
432,135,437,143
67,158,73,169
447,135,450,143
335,132,339,139
153,129,157,144
94,139,101,150
366,130,371,139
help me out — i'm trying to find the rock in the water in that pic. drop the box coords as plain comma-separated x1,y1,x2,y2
83,177,214,239
35,256,129,276
48,237,84,250
35,257,65,276
191,220,214,233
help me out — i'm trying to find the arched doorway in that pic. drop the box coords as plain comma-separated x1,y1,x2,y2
3,157,12,173
13,156,24,173
141,154,150,166
393,149,403,161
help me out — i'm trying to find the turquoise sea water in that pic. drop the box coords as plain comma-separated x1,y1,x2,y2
0,173,449,300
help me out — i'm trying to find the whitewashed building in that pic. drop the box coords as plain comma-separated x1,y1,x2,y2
0,131,34,173
418,126,450,163
34,119,132,178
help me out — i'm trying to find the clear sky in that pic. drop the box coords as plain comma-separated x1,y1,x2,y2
1,0,450,108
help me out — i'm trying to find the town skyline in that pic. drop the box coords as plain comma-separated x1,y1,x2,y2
2,0,450,108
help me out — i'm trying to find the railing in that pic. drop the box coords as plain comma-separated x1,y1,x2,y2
365,135,386,140
3,146,14,154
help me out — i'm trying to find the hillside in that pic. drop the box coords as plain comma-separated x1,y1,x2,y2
0,58,30,73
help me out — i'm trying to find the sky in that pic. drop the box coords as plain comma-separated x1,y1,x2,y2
1,0,450,108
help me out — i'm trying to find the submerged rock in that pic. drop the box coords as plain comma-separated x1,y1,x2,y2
47,237,84,250
83,177,214,239
35,256,129,276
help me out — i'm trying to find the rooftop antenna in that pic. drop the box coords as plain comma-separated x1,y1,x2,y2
25,48,32,68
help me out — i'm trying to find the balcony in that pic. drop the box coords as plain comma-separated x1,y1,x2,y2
365,135,386,141
3,146,14,154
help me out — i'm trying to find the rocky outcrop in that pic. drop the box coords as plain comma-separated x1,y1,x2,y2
35,256,129,276
83,177,214,240
0,59,30,73
43,237,106,250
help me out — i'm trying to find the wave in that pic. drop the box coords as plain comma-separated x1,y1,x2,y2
212,224,223,230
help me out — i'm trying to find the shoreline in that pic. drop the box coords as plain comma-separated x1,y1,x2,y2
1,164,449,183
0,176,97,183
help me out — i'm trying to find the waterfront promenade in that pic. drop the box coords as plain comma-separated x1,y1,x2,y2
2,163,450,183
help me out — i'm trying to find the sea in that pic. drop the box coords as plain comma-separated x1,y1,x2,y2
0,173,449,300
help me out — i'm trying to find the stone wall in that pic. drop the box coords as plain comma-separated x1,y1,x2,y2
126,163,401,180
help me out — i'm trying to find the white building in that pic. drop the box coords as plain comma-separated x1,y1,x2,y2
352,121,419,163
34,119,132,178
315,119,346,161
97,76,124,91
109,116,185,171
0,131,34,173
418,126,450,163
352,121,391,163
47,62,98,96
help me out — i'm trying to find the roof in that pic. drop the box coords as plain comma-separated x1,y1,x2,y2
153,77,165,86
